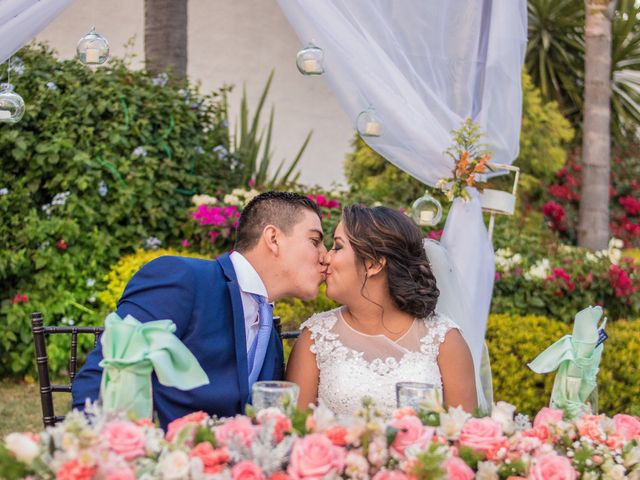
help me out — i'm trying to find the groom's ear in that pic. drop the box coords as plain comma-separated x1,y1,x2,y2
261,224,280,255
365,257,386,277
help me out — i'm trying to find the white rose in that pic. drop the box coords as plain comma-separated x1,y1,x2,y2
491,401,516,435
437,406,471,440
158,450,190,480
476,460,499,480
4,433,40,464
345,451,369,479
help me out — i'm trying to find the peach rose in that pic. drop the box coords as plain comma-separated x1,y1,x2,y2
372,470,410,480
613,414,640,440
533,408,563,428
390,415,434,458
458,417,507,455
325,426,348,446
287,433,346,479
101,421,146,460
443,456,475,480
232,460,264,480
189,442,230,474
393,407,417,420
56,459,97,480
577,415,604,442
216,416,255,447
528,453,577,480
165,411,209,442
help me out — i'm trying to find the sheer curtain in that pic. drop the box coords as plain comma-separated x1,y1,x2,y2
0,0,74,65
278,0,527,410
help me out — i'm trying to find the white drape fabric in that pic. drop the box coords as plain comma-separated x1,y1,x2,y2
278,0,526,410
0,0,74,65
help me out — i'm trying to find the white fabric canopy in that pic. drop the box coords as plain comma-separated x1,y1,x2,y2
278,0,527,410
0,0,74,65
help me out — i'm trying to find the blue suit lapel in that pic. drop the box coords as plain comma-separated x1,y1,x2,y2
218,253,250,405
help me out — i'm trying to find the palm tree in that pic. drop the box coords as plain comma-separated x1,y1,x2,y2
527,0,640,141
144,0,188,77
578,0,616,250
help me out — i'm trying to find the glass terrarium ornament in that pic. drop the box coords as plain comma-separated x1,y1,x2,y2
77,27,110,65
411,190,443,226
356,107,382,137
296,43,325,75
0,84,25,123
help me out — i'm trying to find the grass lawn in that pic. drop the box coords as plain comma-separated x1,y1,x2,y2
0,380,70,437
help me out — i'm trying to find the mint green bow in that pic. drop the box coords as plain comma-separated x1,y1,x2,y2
528,306,606,418
99,313,209,419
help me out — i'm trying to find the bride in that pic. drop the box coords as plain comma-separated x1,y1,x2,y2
286,204,477,415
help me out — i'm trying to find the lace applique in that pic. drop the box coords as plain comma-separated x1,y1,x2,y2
299,309,458,417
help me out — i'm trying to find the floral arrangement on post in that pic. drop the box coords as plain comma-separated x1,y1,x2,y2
437,118,492,202
2,399,639,479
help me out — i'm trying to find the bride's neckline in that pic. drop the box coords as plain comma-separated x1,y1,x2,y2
336,308,417,343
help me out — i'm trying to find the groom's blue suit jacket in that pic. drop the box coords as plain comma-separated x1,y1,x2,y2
71,253,284,428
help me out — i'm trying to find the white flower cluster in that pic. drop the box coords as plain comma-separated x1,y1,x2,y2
41,191,71,216
224,188,260,207
524,258,551,280
495,248,523,271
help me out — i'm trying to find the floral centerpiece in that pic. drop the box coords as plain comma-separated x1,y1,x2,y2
436,118,492,202
2,399,639,479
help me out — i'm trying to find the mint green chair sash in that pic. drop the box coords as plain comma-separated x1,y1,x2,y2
528,306,605,418
99,313,209,419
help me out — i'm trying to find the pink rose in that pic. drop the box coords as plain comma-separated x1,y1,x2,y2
232,461,264,480
189,442,229,474
101,421,146,460
528,453,577,480
577,415,604,442
287,433,346,479
216,416,256,447
390,415,434,458
458,417,507,455
372,470,410,480
443,456,475,480
105,468,136,480
533,408,563,428
56,459,97,480
613,414,640,440
325,426,348,446
166,411,209,442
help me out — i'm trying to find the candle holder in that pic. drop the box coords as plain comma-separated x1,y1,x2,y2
411,191,443,226
0,84,25,123
356,107,382,137
296,43,325,75
479,163,520,240
77,27,110,65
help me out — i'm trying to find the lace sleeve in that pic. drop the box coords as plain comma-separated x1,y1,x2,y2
299,309,340,362
419,311,461,358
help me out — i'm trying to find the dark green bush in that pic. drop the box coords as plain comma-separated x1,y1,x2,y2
0,43,234,377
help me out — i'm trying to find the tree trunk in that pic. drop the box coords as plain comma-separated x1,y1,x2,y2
578,0,616,250
144,0,188,77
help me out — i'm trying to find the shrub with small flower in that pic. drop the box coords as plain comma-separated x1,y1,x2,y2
1,399,638,479
491,239,640,320
542,147,640,247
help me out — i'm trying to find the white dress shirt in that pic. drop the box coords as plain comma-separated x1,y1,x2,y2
229,251,269,352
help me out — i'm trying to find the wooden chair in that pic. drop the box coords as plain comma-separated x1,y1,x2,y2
32,312,299,427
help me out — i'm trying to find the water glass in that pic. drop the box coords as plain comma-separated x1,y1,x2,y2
396,381,437,410
252,381,299,415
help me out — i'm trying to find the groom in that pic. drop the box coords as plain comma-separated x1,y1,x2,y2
72,191,327,428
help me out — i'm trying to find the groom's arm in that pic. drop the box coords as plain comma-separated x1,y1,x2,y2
71,256,197,409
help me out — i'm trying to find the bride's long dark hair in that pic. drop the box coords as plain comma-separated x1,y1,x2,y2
341,204,439,319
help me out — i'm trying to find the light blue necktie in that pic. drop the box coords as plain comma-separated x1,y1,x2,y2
247,294,274,388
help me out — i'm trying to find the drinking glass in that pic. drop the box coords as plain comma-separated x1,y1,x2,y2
252,381,299,415
396,381,437,410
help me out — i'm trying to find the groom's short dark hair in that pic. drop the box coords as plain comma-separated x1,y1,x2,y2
235,191,321,252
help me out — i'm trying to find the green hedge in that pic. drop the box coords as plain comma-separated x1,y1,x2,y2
487,313,640,417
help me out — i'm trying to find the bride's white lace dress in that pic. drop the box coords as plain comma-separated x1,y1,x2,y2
301,307,460,417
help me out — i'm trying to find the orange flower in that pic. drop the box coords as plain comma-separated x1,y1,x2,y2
455,151,470,177
473,154,491,173
466,174,476,186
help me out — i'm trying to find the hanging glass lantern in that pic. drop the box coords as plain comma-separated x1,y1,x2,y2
356,107,382,137
76,27,110,65
0,84,25,123
411,190,443,226
296,43,324,75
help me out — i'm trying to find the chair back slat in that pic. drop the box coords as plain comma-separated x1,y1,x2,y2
69,331,78,380
32,312,56,427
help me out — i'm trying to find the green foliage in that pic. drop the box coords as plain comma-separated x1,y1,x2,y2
487,313,640,416
230,71,310,188
515,71,574,192
0,43,231,377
